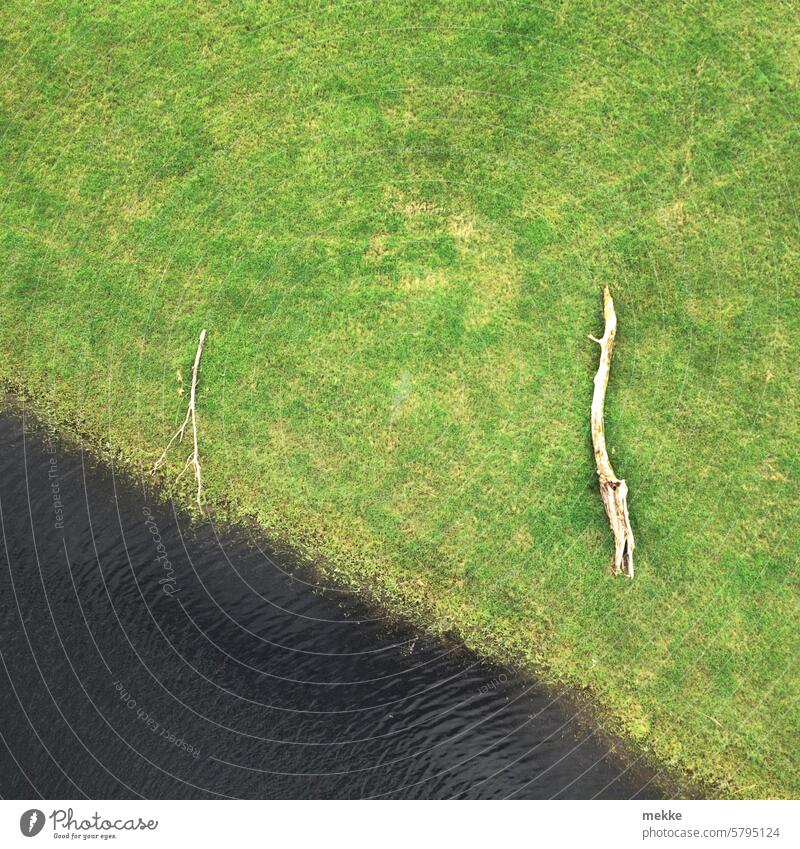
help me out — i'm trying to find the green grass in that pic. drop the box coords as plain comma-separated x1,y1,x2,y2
1,0,798,797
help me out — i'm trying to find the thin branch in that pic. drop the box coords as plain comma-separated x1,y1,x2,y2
589,288,634,577
152,329,207,509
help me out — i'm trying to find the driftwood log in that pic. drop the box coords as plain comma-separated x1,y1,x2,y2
588,288,634,577
152,329,207,509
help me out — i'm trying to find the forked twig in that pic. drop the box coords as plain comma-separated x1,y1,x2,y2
589,288,634,577
152,329,207,508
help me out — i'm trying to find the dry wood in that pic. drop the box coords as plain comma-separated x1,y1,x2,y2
588,288,634,577
152,329,207,509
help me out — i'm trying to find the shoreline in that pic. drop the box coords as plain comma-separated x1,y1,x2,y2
1,384,698,799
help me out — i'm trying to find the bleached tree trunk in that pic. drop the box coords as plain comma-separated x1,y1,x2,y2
589,288,634,577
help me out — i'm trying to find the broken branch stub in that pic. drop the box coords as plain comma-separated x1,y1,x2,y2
589,288,634,577
152,329,207,509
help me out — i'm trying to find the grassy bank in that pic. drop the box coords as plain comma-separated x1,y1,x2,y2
1,0,798,796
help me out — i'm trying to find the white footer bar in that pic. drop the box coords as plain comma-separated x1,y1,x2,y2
2,799,796,849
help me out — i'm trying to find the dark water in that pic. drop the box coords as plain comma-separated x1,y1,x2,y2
0,409,660,799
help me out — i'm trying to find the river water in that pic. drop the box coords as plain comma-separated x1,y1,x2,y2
0,409,660,799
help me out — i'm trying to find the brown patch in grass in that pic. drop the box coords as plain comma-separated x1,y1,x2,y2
398,269,448,293
365,232,388,261
448,213,478,242
386,186,443,219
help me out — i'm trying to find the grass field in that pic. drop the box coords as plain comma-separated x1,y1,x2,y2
1,1,798,797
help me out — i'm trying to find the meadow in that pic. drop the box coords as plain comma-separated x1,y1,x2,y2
1,0,798,796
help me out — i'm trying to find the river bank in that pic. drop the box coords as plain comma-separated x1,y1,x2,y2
0,404,662,798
